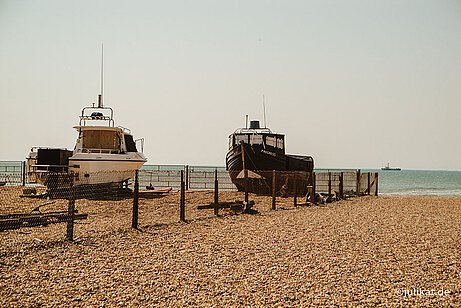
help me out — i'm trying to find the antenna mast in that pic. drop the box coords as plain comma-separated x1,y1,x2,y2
262,94,267,128
98,44,104,108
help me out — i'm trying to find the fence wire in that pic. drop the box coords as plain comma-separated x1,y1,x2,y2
1,168,378,256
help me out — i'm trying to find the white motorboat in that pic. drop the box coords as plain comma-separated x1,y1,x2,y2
69,99,147,185
27,95,147,188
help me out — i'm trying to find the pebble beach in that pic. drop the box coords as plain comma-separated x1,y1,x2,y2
0,189,460,307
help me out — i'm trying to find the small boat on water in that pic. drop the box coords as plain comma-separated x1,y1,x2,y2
381,163,401,171
226,119,314,195
27,94,147,192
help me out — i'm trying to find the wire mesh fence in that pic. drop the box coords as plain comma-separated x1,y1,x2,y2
0,162,377,195
0,170,137,240
1,166,378,253
135,166,236,191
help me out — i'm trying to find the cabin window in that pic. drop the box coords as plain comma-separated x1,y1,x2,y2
250,134,263,145
235,134,248,144
82,130,120,150
266,136,276,147
124,134,137,152
277,137,284,149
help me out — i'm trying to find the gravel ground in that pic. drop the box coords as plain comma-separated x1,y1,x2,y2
0,188,460,307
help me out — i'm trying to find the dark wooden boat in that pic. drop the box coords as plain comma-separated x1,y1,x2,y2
226,120,314,195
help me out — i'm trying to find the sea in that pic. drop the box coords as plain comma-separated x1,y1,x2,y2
1,161,460,197
368,169,461,197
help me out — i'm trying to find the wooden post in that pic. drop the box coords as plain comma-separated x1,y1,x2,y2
356,169,361,196
185,165,189,190
66,173,75,241
241,143,250,212
293,175,298,207
374,172,379,196
367,172,371,195
214,169,219,216
22,161,26,186
180,170,185,222
311,172,316,203
244,168,249,212
132,170,139,229
272,170,276,210
339,172,344,199
328,172,332,202
241,143,246,170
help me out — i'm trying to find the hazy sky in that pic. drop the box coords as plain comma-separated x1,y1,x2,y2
1,0,460,170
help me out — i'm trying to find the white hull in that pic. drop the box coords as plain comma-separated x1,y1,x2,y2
69,152,146,185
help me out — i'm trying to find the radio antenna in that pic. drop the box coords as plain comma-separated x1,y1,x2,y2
98,44,104,108
262,94,267,128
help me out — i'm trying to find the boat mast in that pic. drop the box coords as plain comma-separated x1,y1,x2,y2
98,44,104,108
262,94,267,128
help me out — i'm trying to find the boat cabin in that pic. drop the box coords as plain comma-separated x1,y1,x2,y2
74,127,138,154
73,106,140,155
228,120,285,154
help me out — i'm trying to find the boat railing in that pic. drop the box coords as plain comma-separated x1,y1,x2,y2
79,148,121,154
30,164,69,172
234,127,273,134
118,126,131,134
79,106,115,127
29,146,70,153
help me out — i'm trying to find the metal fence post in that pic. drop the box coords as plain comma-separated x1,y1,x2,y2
214,169,219,216
66,172,75,241
180,170,186,222
272,170,276,210
132,170,139,229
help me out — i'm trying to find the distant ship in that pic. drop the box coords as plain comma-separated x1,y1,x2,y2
381,163,401,171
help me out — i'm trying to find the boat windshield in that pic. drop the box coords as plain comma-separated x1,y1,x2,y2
250,134,263,145
82,130,120,150
265,135,284,149
234,134,248,145
277,137,284,149
231,133,284,149
266,135,276,147
232,134,264,146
